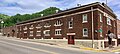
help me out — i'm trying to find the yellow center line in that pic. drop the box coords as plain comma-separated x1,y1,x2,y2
0,41,59,54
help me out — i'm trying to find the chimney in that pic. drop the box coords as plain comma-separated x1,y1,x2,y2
41,14,44,16
55,10,59,13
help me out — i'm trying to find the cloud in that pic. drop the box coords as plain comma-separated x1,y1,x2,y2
0,0,120,19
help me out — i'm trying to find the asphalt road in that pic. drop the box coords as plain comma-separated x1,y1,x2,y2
0,36,115,54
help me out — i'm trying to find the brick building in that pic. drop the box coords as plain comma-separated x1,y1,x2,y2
3,26,17,37
117,19,120,44
4,2,118,49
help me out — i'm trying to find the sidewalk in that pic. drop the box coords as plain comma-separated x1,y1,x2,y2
2,36,120,53
21,39,120,53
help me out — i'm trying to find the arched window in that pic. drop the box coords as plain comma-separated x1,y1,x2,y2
44,22,51,27
23,26,27,30
54,20,62,26
36,23,42,29
29,24,34,29
68,18,73,29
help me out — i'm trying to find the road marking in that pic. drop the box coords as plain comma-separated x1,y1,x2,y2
0,41,58,54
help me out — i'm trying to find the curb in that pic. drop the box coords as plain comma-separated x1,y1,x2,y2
2,37,120,53
79,47,106,52
111,49,120,52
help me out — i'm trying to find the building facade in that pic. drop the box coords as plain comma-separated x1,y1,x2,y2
117,19,120,44
3,26,17,37
4,2,117,49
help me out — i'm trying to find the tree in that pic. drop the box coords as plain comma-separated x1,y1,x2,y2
3,7,61,27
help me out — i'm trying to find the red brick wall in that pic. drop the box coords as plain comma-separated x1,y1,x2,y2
117,20,120,44
15,3,117,40
3,26,17,37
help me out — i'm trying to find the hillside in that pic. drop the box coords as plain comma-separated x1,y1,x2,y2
3,7,60,27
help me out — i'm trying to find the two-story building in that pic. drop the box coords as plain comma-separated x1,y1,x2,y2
10,2,118,49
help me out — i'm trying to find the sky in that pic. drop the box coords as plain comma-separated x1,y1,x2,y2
0,0,120,19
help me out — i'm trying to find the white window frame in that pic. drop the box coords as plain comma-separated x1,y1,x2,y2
107,18,111,25
24,32,27,33
100,13,102,22
36,23,42,29
55,29,62,36
19,27,21,31
82,14,88,23
36,31,41,36
44,30,50,36
44,22,51,28
29,24,34,29
23,26,27,30
68,18,73,29
83,28,88,37
114,21,116,27
29,31,33,36
54,20,62,26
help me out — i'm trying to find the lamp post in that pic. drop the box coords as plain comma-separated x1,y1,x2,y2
1,20,4,36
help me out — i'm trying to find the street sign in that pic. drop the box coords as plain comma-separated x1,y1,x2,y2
98,28,102,33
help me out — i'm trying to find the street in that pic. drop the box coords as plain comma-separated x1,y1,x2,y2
0,36,116,54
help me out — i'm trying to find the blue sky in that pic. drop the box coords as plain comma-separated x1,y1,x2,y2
0,0,120,19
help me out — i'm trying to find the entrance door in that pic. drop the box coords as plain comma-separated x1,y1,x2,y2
68,35,75,45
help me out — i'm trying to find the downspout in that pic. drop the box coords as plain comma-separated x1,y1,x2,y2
91,7,94,48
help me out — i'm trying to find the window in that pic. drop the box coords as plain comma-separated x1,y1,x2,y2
24,32,27,33
69,18,73,29
23,26,27,30
83,28,88,37
82,14,87,23
114,21,116,27
107,18,111,25
100,13,102,22
29,24,34,29
55,20,62,26
44,30,50,36
44,22,51,27
19,27,21,31
29,31,33,36
55,29,62,35
36,31,41,36
36,23,42,29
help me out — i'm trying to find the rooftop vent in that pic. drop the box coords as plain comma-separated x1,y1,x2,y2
77,3,81,7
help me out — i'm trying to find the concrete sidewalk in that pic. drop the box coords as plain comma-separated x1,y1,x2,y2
2,36,120,53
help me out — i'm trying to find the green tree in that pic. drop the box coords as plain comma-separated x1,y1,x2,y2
3,7,60,27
